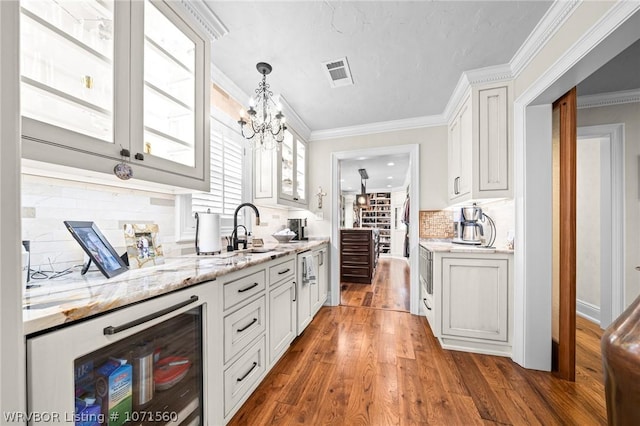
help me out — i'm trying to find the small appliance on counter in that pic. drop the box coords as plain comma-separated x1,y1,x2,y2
288,218,308,241
195,210,221,255
452,203,496,247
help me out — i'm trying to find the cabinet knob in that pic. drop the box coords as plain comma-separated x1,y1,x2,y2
120,149,131,157
636,266,640,271
135,152,144,161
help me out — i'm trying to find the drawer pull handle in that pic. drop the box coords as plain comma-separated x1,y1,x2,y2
104,295,199,335
423,298,432,311
293,281,297,301
237,362,258,382
238,282,259,293
278,268,291,275
237,318,258,333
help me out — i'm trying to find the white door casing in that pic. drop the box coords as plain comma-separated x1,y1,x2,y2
577,124,625,329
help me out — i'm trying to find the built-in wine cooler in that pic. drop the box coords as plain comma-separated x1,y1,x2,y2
27,287,210,426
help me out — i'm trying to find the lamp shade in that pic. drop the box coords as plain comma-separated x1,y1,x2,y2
356,193,369,207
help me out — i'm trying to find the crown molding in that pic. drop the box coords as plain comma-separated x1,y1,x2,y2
442,63,514,123
278,95,312,141
309,115,446,142
509,0,580,78
178,0,229,41
577,89,640,109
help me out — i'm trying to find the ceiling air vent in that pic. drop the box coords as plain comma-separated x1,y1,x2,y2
322,57,354,88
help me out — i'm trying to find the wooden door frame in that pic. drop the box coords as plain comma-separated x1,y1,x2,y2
553,88,577,381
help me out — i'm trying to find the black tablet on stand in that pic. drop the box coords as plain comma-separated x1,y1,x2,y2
64,221,129,278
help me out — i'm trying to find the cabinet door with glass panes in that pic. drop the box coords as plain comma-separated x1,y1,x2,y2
20,0,210,191
278,129,308,207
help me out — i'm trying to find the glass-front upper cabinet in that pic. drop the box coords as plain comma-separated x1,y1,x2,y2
140,0,197,168
280,131,295,199
20,0,211,191
253,127,308,209
20,0,120,151
277,129,307,206
295,138,306,203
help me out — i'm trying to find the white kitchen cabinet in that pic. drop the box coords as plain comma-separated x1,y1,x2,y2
312,244,329,315
296,251,313,334
20,0,211,191
448,94,472,200
254,127,308,208
429,247,513,356
269,279,296,364
268,256,297,365
441,257,508,342
295,244,328,336
447,82,512,203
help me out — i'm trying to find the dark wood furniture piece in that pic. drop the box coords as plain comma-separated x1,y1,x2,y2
340,228,379,284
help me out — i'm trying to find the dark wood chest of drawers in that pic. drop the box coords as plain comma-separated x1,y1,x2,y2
340,228,379,284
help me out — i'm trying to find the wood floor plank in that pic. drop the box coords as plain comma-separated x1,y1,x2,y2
228,258,608,426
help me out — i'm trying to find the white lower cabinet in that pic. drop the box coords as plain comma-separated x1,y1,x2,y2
441,258,508,342
296,244,329,335
269,280,296,364
223,296,266,363
223,336,266,417
431,249,513,357
268,255,297,365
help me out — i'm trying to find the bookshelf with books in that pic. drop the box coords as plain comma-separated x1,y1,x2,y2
361,192,391,254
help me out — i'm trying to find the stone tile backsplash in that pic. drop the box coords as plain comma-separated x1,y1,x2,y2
420,210,454,239
21,174,181,270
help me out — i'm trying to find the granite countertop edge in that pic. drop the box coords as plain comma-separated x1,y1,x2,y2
23,239,330,336
419,239,514,254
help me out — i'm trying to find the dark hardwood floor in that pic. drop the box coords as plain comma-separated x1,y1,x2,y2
229,259,607,425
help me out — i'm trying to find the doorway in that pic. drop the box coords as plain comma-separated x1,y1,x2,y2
330,144,420,314
577,124,625,329
513,7,640,370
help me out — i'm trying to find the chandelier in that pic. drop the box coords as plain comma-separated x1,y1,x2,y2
238,62,287,150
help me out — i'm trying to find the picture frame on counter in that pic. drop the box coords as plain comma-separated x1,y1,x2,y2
64,221,129,278
124,223,165,269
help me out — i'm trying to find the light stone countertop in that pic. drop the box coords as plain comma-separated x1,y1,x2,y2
23,239,329,336
419,239,514,254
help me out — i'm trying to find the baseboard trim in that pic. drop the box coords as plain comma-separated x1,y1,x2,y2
577,299,600,325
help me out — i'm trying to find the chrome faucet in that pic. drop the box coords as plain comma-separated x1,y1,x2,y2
231,203,261,251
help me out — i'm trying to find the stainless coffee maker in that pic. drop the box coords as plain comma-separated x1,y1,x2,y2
452,204,496,247
288,218,308,241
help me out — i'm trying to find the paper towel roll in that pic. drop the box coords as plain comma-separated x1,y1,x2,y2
196,212,221,254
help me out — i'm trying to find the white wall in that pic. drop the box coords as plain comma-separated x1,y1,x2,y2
307,125,448,238
576,137,602,309
578,102,640,304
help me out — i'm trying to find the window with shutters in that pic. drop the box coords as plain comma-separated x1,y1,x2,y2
191,117,247,234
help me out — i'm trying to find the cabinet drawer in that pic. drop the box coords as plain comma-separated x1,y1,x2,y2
224,296,266,363
224,270,266,310
341,265,370,277
341,243,369,251
224,336,266,417
269,258,295,286
341,232,371,242
341,253,370,265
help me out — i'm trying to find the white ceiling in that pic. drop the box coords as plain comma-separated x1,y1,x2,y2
207,1,553,132
340,153,410,193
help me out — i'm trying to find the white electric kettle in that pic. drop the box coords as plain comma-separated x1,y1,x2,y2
195,210,221,255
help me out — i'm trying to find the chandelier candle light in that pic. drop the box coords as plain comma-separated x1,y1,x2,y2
238,62,287,150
